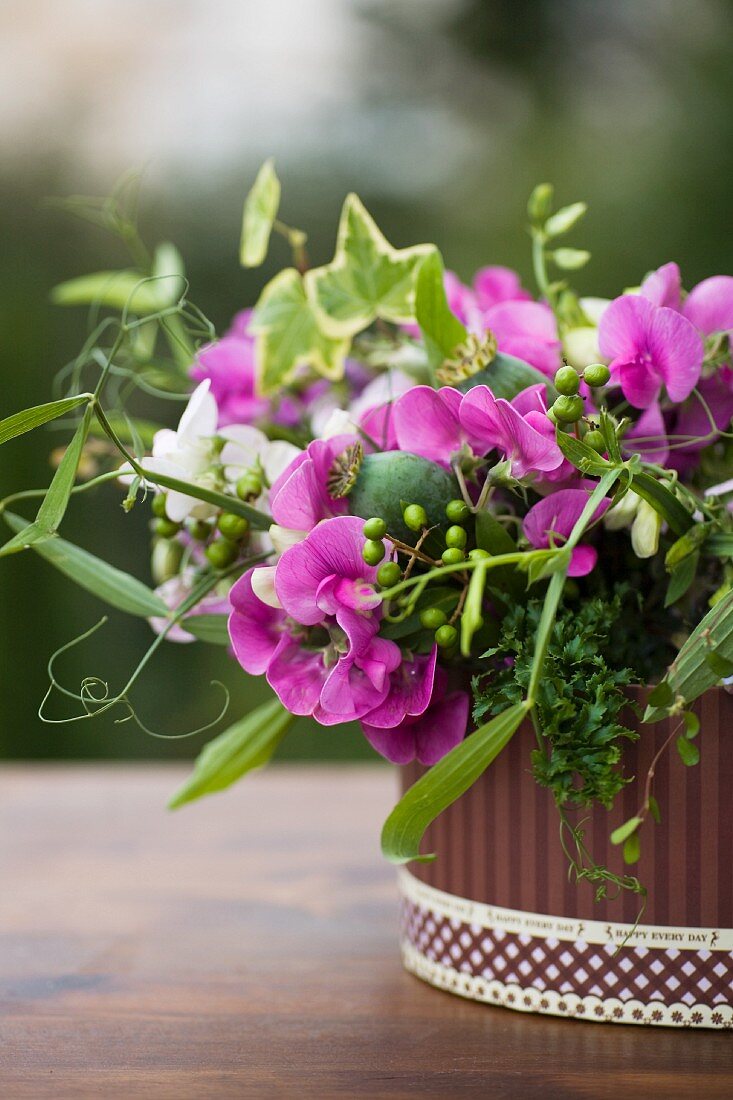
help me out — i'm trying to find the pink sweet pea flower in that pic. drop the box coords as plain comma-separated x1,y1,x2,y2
191,310,270,428
361,666,469,765
622,402,670,467
269,436,353,532
314,636,402,726
598,295,704,409
358,646,437,730
481,300,562,378
228,568,289,674
392,386,469,465
641,262,733,336
274,516,383,651
459,385,564,479
523,488,610,576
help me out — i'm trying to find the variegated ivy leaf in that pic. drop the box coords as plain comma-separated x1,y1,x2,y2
305,193,433,338
250,268,349,394
240,158,281,268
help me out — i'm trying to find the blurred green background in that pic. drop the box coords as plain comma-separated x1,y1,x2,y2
2,0,732,761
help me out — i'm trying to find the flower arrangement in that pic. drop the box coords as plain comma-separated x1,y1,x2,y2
3,167,733,907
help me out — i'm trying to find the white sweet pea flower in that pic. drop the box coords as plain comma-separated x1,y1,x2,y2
319,408,360,440
631,499,662,558
219,425,300,496
250,565,282,608
119,380,221,522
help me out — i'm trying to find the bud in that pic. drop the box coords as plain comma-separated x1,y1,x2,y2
604,490,639,531
151,538,183,584
544,202,587,238
552,248,591,271
631,499,662,558
563,328,601,371
527,183,554,222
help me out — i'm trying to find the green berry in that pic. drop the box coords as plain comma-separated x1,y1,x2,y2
363,517,387,540
445,525,467,550
152,493,169,519
435,624,458,649
552,394,584,423
377,561,402,588
468,548,490,561
403,503,428,532
154,517,181,539
420,607,448,630
189,520,212,541
205,539,239,569
362,539,386,566
547,407,558,425
445,499,470,523
584,429,606,453
442,547,465,566
218,512,250,541
236,472,263,500
583,363,611,388
554,365,580,396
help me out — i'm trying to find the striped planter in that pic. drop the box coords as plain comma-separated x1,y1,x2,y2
399,688,733,1027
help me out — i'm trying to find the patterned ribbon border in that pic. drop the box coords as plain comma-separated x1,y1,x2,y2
399,871,733,1028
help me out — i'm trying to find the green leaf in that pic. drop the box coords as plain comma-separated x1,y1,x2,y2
2,511,168,618
623,832,641,864
0,395,92,447
647,681,674,709
610,815,642,846
705,650,733,678
240,158,281,268
250,268,349,394
664,551,698,608
556,430,612,476
676,735,700,767
181,613,230,646
665,525,709,569
135,465,271,530
380,701,528,864
305,193,433,338
168,696,294,809
629,471,693,537
648,795,661,824
0,405,93,556
644,586,733,722
683,711,700,738
544,202,587,238
705,533,733,557
474,511,524,598
458,352,556,403
51,267,178,314
414,248,467,366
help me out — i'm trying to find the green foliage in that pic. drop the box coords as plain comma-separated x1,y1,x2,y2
168,695,294,808
474,591,639,809
251,268,349,393
305,193,432,337
240,158,281,268
414,248,467,368
0,395,92,447
381,701,529,864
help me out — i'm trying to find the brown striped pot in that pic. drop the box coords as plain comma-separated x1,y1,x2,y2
398,686,733,1027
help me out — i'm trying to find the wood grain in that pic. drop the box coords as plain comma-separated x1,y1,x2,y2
0,764,731,1099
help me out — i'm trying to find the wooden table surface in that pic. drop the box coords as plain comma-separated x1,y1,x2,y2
1,765,731,1099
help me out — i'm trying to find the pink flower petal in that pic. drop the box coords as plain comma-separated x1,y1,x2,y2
473,266,532,309
568,545,598,577
359,647,438,729
228,569,287,675
459,386,563,477
683,275,733,336
393,386,465,463
647,306,704,404
266,637,328,716
641,262,681,309
483,300,561,377
411,690,469,765
524,488,610,546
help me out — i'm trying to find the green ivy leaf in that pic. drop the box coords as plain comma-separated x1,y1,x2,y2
380,701,528,863
2,511,168,618
181,613,230,646
168,696,294,809
305,193,433,338
414,248,467,367
0,395,92,447
240,158,281,268
251,268,349,394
